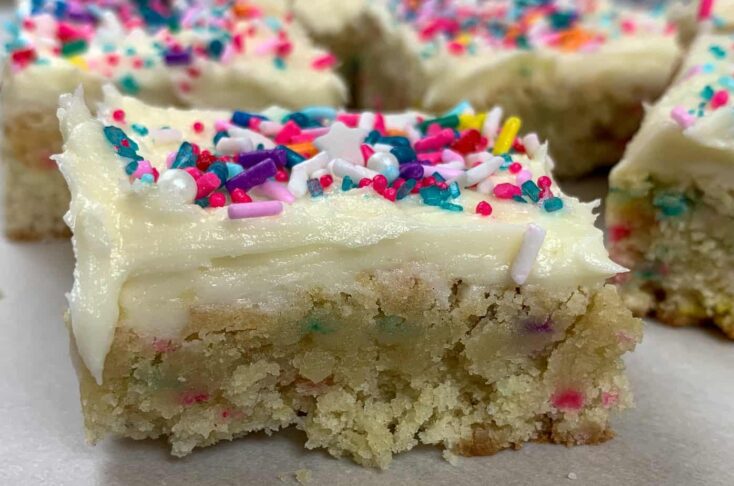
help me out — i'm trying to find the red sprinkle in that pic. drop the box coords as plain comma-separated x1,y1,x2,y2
196,150,215,171
358,177,372,188
230,188,252,203
319,174,333,188
493,183,522,199
383,187,397,202
112,109,126,123
711,90,729,109
372,174,388,194
476,201,493,216
311,53,337,70
209,192,226,208
192,121,205,133
551,389,585,411
275,168,289,182
537,175,552,189
512,138,526,153
508,162,522,174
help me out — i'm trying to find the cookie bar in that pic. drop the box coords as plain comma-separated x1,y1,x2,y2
607,32,734,338
58,86,641,467
1,0,345,239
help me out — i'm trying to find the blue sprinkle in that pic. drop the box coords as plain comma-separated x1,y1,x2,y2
448,181,461,199
226,162,244,179
140,173,154,184
301,106,337,123
307,178,323,197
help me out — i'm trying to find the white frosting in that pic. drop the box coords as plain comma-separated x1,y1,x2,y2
2,7,346,118
58,88,623,383
611,32,734,191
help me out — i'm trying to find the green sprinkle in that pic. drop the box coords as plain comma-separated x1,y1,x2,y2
61,39,88,57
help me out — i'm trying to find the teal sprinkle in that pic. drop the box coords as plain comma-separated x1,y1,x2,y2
125,47,137,56
273,57,286,70
144,58,155,68
172,142,196,169
512,195,527,203
226,162,243,179
701,63,715,74
653,191,688,217
303,318,332,334
131,123,148,136
521,180,541,202
443,100,472,117
419,114,459,132
543,197,564,212
264,16,282,31
448,181,461,199
390,145,417,163
213,130,228,145
379,136,411,147
432,171,446,183
709,45,726,59
194,197,209,208
206,162,228,186
117,146,142,161
700,85,715,101
119,74,140,94
419,185,446,206
124,160,139,176
342,176,356,191
302,106,337,122
207,39,224,59
719,75,734,90
396,179,416,200
102,44,116,53
365,130,381,144
140,173,154,184
440,201,463,212
280,145,306,168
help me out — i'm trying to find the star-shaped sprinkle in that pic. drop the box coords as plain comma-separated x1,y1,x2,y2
313,122,368,165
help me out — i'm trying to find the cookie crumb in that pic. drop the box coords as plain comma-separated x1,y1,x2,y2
567,472,578,480
442,449,460,466
295,468,313,485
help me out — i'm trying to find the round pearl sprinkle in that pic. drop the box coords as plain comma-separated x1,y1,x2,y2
228,201,283,219
157,168,197,203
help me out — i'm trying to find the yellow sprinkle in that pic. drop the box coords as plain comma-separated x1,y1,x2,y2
459,113,486,131
493,116,521,155
68,56,88,70
456,33,473,46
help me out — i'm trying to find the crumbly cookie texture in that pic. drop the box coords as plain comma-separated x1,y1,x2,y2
1,0,345,240
607,32,734,338
75,278,640,468
292,0,680,177
58,87,637,466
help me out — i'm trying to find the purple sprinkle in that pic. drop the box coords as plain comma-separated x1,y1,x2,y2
399,162,424,180
235,149,287,168
164,48,192,66
524,319,553,334
225,158,277,193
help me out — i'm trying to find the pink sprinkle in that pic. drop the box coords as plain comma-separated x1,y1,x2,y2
670,106,695,129
515,169,532,185
601,391,619,408
166,152,177,168
711,90,729,109
374,113,387,135
252,180,295,203
131,160,153,179
336,113,359,128
274,120,301,144
228,200,283,219
415,132,453,152
184,167,203,181
195,172,220,199
425,164,463,180
360,144,375,164
551,389,585,411
254,37,278,55
180,391,209,406
419,151,443,165
152,338,175,353
214,119,231,132
493,183,522,199
311,53,337,70
698,0,714,20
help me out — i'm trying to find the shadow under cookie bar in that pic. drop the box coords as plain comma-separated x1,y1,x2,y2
72,267,640,468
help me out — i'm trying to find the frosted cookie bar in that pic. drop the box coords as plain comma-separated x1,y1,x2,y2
607,32,734,338
292,0,680,177
1,0,345,239
59,86,641,468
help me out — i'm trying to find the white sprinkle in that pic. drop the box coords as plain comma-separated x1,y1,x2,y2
287,170,308,198
462,156,504,187
371,143,394,153
522,133,541,156
291,151,329,178
310,168,328,179
567,472,578,480
476,177,494,195
482,106,503,138
330,158,378,181
510,224,546,285
358,111,376,130
215,136,254,155
151,128,182,144
258,121,283,136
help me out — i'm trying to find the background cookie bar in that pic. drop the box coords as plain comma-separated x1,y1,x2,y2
1,0,345,239
607,32,734,338
58,86,641,467
292,0,680,177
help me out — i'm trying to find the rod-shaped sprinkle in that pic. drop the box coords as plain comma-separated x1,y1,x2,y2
253,180,295,203
225,158,277,192
510,223,547,285
228,201,283,219
493,116,521,155
235,149,287,168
